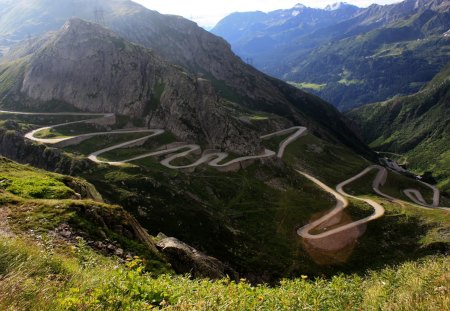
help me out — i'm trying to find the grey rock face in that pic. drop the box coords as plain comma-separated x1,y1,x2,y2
0,124,94,175
0,0,368,154
17,19,261,154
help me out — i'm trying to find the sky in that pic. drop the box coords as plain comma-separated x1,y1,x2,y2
133,0,402,29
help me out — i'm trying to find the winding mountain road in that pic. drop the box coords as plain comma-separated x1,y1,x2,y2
296,166,386,239
1,110,447,240
404,180,440,208
9,111,302,170
261,126,307,158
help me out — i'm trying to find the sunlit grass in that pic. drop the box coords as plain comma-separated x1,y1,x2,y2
0,235,448,310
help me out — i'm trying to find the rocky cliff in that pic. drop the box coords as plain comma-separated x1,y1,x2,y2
2,19,262,154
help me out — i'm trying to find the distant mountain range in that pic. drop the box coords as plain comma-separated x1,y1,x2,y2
212,0,450,110
347,62,450,192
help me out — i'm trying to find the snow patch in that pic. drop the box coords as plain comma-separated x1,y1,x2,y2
293,3,306,9
325,2,348,11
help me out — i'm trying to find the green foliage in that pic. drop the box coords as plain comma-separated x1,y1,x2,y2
97,132,176,162
33,121,105,138
32,127,70,139
347,65,450,192
64,132,160,156
0,158,75,199
83,135,449,281
282,133,371,184
0,235,448,310
381,170,434,202
0,237,171,310
1,110,448,285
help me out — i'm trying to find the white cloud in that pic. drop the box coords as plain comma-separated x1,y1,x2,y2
133,0,402,28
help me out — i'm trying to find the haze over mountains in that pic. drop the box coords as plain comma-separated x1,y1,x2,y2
212,0,450,110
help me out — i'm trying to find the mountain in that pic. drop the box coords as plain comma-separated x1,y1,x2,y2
0,0,355,115
212,2,359,59
0,0,379,280
0,18,262,154
0,0,448,289
0,0,371,156
211,0,450,110
347,63,450,192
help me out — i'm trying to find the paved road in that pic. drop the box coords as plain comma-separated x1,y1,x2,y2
297,166,386,239
1,110,446,239
297,164,450,239
13,110,304,170
261,126,307,158
403,181,442,210
403,179,441,208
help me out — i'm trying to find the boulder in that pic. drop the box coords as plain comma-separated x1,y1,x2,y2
156,236,238,280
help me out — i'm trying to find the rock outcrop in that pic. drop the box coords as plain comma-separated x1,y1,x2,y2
156,235,238,280
0,123,94,175
4,19,262,155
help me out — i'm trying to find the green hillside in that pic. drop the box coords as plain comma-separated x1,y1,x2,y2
347,63,450,192
1,235,448,310
0,0,449,308
212,0,450,110
1,113,449,282
0,156,448,310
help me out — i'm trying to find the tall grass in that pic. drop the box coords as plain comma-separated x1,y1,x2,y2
0,236,448,310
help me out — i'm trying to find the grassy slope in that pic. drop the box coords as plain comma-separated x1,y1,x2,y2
0,129,449,309
347,63,450,192
0,235,448,310
0,157,448,309
78,130,449,281
0,158,75,199
0,157,168,272
85,162,339,280
1,114,448,283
